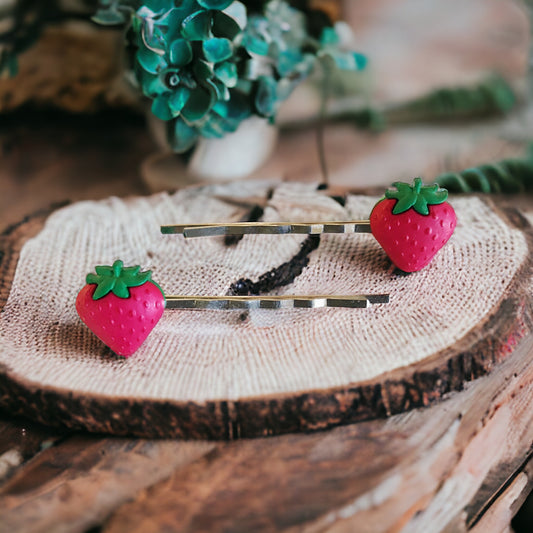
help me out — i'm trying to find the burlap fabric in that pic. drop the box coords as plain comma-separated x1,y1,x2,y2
0,182,529,401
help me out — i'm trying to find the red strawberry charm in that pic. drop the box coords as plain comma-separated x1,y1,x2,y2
370,178,457,272
76,260,166,356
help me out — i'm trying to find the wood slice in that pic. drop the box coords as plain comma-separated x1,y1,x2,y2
0,181,531,439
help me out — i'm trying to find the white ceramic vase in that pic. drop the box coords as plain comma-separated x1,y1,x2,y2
143,115,278,191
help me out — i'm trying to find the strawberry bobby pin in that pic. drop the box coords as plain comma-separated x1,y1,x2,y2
76,179,456,357
76,261,389,357
162,178,457,274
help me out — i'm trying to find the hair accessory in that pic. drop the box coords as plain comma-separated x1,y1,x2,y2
162,178,457,272
76,260,389,357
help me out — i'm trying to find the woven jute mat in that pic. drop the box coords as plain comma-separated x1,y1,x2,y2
0,181,531,439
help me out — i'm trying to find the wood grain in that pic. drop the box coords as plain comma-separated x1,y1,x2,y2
0,435,215,533
469,457,533,533
0,416,67,483
2,335,531,533
98,335,533,533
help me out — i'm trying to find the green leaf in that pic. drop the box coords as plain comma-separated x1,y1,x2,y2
136,46,166,74
323,52,367,71
320,27,339,46
197,0,233,9
121,271,152,287
392,191,417,214
199,110,234,138
214,91,251,121
169,39,193,67
181,86,216,122
168,86,191,115
113,279,131,298
212,11,242,39
211,78,230,101
171,117,199,152
255,76,278,117
93,277,117,300
123,265,141,276
193,59,214,81
385,178,449,215
437,172,473,193
222,2,247,29
353,53,368,70
86,260,154,300
321,50,360,71
462,168,491,194
95,265,114,276
152,95,174,120
181,10,212,40
143,0,174,13
413,194,429,215
214,61,238,87
203,38,233,63
277,50,304,77
242,34,269,56
159,5,197,39
144,73,168,96
391,182,412,195
423,187,448,204
112,260,124,277
86,273,100,285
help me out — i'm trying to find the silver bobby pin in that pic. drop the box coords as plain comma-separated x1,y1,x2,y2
77,260,390,357
161,221,372,238
165,294,389,310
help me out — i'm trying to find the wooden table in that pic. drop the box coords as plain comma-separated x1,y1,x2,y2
1,1,533,531
0,106,532,533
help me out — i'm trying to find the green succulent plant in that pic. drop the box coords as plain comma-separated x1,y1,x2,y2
94,0,366,152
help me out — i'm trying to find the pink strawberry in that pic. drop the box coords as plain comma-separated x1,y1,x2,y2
76,260,165,356
370,178,457,272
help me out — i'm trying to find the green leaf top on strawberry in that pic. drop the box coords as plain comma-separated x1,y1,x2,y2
385,178,448,215
76,260,166,357
370,178,457,272
87,260,154,300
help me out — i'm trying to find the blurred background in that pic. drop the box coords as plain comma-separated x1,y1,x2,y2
1,0,532,222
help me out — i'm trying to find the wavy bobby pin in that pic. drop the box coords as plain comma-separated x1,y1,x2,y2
162,178,458,274
76,260,389,357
